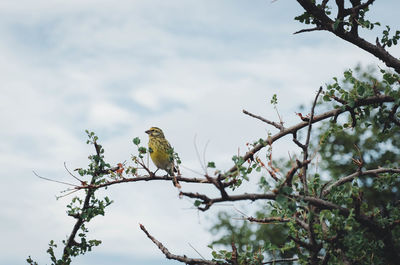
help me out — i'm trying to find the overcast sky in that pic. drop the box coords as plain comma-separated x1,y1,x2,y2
1,1,399,265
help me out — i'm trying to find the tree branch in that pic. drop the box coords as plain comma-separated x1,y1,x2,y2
295,0,400,73
74,174,213,190
243,109,284,131
223,95,395,180
293,26,324,35
301,87,323,195
322,167,400,196
181,191,277,211
139,224,223,265
246,216,290,224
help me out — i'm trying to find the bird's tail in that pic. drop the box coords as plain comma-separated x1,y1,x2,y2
169,166,181,189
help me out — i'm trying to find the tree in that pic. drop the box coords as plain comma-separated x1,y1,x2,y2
28,1,400,264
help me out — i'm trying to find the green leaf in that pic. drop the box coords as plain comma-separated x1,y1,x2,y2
138,147,147,154
270,94,278,105
276,194,287,205
207,162,216,168
281,186,293,195
133,137,141,145
333,19,341,31
357,85,365,96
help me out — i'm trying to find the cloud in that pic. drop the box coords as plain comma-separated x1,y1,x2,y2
88,101,134,126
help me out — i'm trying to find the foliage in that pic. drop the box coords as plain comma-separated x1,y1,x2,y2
27,131,113,264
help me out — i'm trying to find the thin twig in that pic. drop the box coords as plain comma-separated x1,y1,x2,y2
247,216,290,224
194,134,207,173
293,26,324,35
301,87,323,195
203,139,211,173
56,189,80,199
33,171,76,187
64,162,84,183
188,242,206,260
263,257,298,264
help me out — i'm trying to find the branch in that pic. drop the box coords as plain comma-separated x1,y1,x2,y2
62,140,103,262
344,0,375,16
335,0,345,31
206,174,229,199
301,87,323,195
243,109,284,131
223,94,395,180
33,171,76,187
74,174,213,190
281,159,310,188
263,257,298,264
388,104,400,127
295,0,400,73
246,216,290,224
322,167,400,196
181,191,277,211
182,188,398,252
141,224,298,265
139,224,224,265
293,26,324,35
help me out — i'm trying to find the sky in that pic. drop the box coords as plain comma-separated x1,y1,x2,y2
1,1,399,265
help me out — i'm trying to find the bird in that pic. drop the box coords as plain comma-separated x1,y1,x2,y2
145,127,180,188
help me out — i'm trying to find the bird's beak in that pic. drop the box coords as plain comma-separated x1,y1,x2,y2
145,130,150,134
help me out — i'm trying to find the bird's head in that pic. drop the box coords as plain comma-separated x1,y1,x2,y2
145,127,165,138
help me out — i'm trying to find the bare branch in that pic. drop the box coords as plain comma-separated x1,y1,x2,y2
139,224,223,265
301,87,323,195
141,223,299,265
243,109,284,131
247,216,290,223
181,191,277,211
64,162,85,184
263,257,298,264
293,26,324,35
33,171,76,187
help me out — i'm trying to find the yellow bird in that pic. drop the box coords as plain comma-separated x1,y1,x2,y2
145,127,180,187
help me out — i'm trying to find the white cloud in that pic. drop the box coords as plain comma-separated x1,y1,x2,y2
131,89,160,110
88,102,134,126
